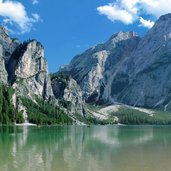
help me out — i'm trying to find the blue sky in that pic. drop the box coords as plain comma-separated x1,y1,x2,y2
0,0,171,73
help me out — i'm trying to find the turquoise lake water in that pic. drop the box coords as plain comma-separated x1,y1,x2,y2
0,125,171,171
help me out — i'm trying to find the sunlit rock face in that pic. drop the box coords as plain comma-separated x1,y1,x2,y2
0,44,8,84
0,27,19,84
61,13,171,109
1,13,171,120
0,27,53,100
65,31,140,103
0,26,20,64
112,13,171,109
8,40,54,99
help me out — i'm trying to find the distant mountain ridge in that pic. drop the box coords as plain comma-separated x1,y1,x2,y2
1,14,171,125
61,13,171,111
0,26,85,124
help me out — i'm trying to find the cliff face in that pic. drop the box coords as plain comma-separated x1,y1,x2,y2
111,14,171,109
8,40,53,100
0,26,20,64
0,27,53,101
64,31,140,103
0,27,19,84
0,26,86,120
51,74,85,116
63,13,171,110
1,13,171,124
0,44,8,84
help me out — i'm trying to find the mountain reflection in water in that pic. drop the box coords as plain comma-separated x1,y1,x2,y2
0,125,171,171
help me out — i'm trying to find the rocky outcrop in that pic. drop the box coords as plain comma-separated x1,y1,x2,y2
64,31,140,103
61,13,171,110
0,26,85,119
51,74,85,116
8,40,54,100
112,13,171,109
0,27,19,84
0,44,8,83
1,13,171,123
0,26,20,64
0,27,53,101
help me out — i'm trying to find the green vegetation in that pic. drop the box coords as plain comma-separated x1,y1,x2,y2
86,117,113,125
50,73,71,82
21,97,72,125
58,99,72,109
113,107,171,125
2,78,171,126
0,84,24,125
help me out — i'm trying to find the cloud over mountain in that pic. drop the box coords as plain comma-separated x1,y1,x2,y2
0,0,40,34
97,0,171,28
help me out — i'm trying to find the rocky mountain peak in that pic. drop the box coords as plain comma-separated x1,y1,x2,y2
4,37,53,100
15,40,46,78
60,14,171,109
158,13,171,22
0,26,20,64
146,13,171,41
26,39,44,53
102,13,171,109
0,26,8,36
105,31,140,51
128,13,171,76
109,31,137,41
64,30,140,102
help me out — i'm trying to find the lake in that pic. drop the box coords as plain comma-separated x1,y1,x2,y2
0,125,171,171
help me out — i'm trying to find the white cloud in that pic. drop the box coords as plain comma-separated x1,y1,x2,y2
97,4,134,24
32,0,39,5
139,17,155,28
139,0,171,17
0,0,40,34
97,0,171,29
31,13,40,22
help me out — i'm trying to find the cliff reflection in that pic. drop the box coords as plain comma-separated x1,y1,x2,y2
0,125,171,171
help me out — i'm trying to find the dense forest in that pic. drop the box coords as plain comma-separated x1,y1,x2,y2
21,97,73,125
0,83,73,125
113,108,171,125
1,81,171,126
0,84,23,124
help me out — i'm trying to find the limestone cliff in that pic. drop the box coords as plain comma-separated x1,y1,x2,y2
51,74,85,116
111,14,171,109
1,13,171,124
0,44,8,84
7,40,53,100
63,13,171,110
64,31,140,103
0,26,20,64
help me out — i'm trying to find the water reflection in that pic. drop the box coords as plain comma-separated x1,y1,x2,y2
0,125,171,171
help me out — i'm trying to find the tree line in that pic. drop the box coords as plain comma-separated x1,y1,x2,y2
0,84,24,125
21,97,73,125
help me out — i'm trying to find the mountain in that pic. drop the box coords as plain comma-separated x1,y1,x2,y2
0,27,53,100
63,13,171,111
112,13,171,110
51,74,85,116
64,31,140,104
1,13,171,125
8,40,53,100
0,44,8,83
0,26,19,84
0,28,85,124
